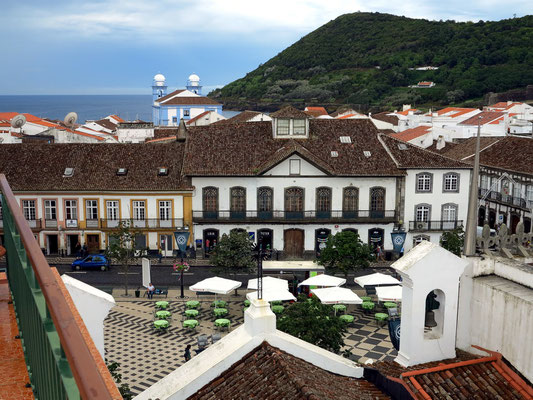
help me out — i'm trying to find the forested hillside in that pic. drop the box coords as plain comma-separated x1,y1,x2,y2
210,13,533,110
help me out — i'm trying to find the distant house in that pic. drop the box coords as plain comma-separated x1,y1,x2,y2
390,125,433,148
410,81,435,88
151,73,222,126
304,106,329,118
186,110,226,127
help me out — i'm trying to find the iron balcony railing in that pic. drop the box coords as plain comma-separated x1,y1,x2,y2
193,209,397,223
100,218,184,229
0,218,42,231
478,188,528,209
0,174,118,400
409,220,464,232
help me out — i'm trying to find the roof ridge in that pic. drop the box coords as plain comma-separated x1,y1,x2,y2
377,133,400,168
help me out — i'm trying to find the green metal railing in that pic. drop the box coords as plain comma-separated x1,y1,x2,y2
0,175,117,400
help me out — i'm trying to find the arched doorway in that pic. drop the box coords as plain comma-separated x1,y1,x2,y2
203,229,219,256
478,207,486,227
488,209,496,229
510,214,520,234
284,229,304,259
315,228,331,257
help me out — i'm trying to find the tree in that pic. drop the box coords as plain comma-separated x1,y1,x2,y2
106,220,139,296
277,295,347,353
210,230,255,279
317,231,373,278
107,361,133,400
440,226,465,257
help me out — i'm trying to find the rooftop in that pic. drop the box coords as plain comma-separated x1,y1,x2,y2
459,111,506,126
390,126,431,142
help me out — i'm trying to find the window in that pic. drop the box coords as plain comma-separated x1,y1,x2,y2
285,187,304,218
44,200,57,220
480,175,489,190
370,187,385,217
159,201,171,220
63,167,74,177
230,187,246,218
183,110,190,117
527,185,533,205
343,187,358,217
65,200,78,220
117,168,127,176
133,201,146,220
134,234,147,250
415,204,431,221
363,151,371,158
22,200,36,220
106,201,119,220
203,187,219,212
293,119,306,135
172,116,177,123
413,235,430,246
339,136,352,143
257,187,273,213
513,183,521,198
443,172,459,192
158,167,168,176
442,204,458,221
277,119,290,135
85,200,98,220
316,187,331,217
416,172,433,192
289,159,301,175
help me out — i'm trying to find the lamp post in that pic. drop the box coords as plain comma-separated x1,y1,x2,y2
464,116,483,256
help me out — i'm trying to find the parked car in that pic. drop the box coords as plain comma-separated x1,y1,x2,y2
71,254,110,271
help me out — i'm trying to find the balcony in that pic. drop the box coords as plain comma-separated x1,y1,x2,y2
100,218,184,229
409,220,464,232
478,188,529,209
0,218,42,231
0,174,120,399
193,210,397,224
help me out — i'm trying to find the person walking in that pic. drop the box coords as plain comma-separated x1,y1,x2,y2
74,242,82,258
82,243,88,258
184,345,192,362
158,245,163,264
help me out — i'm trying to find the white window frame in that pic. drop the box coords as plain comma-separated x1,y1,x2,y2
293,119,306,135
442,204,458,221
106,201,119,221
133,201,146,221
277,119,290,135
44,200,57,221
65,200,78,220
159,200,172,220
415,204,431,222
86,200,99,220
23,200,36,220
289,159,301,175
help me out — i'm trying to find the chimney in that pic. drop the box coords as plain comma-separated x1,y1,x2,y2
436,135,445,150
403,104,411,112
177,118,187,142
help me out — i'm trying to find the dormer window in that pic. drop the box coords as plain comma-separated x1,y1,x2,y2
293,119,306,135
277,119,290,135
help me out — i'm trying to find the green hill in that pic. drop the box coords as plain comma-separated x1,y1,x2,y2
209,12,533,110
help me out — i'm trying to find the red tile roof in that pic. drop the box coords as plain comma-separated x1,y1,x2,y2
396,109,418,116
459,111,505,126
390,126,431,142
188,342,389,400
489,102,521,110
305,106,329,117
375,347,533,400
436,107,479,118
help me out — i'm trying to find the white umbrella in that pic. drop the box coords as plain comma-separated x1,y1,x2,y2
246,289,296,302
247,276,288,290
376,285,402,302
354,272,400,287
311,287,362,305
298,274,346,287
190,277,242,295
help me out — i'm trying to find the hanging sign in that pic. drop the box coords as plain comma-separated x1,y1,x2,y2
390,231,407,253
174,230,190,253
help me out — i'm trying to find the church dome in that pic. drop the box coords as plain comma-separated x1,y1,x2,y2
153,73,166,86
188,73,200,85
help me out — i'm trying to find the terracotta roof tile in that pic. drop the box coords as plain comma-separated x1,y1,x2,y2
154,89,185,102
459,111,505,126
305,107,329,117
396,108,418,116
183,119,404,177
436,107,479,117
379,134,472,169
0,142,190,191
474,136,533,175
390,126,431,142
436,137,501,161
188,342,389,400
270,105,310,119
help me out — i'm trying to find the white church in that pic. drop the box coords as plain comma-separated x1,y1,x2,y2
151,73,223,126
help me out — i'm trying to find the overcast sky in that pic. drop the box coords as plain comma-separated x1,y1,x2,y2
0,0,530,95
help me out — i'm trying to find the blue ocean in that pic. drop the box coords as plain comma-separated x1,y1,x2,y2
0,95,238,124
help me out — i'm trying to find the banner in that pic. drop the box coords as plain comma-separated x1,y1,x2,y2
388,318,401,351
390,231,406,253
174,230,190,254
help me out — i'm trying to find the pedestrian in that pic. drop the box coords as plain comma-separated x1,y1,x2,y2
158,245,163,263
376,244,385,262
74,242,82,258
184,345,192,362
147,282,155,299
82,243,88,258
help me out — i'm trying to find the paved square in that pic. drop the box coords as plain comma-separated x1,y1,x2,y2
104,293,397,396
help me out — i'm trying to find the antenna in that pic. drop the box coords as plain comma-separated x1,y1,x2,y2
63,112,78,128
11,114,26,134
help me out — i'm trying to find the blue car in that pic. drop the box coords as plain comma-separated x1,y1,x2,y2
71,254,110,271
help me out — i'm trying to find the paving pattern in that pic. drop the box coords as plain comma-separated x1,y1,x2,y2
104,295,396,396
